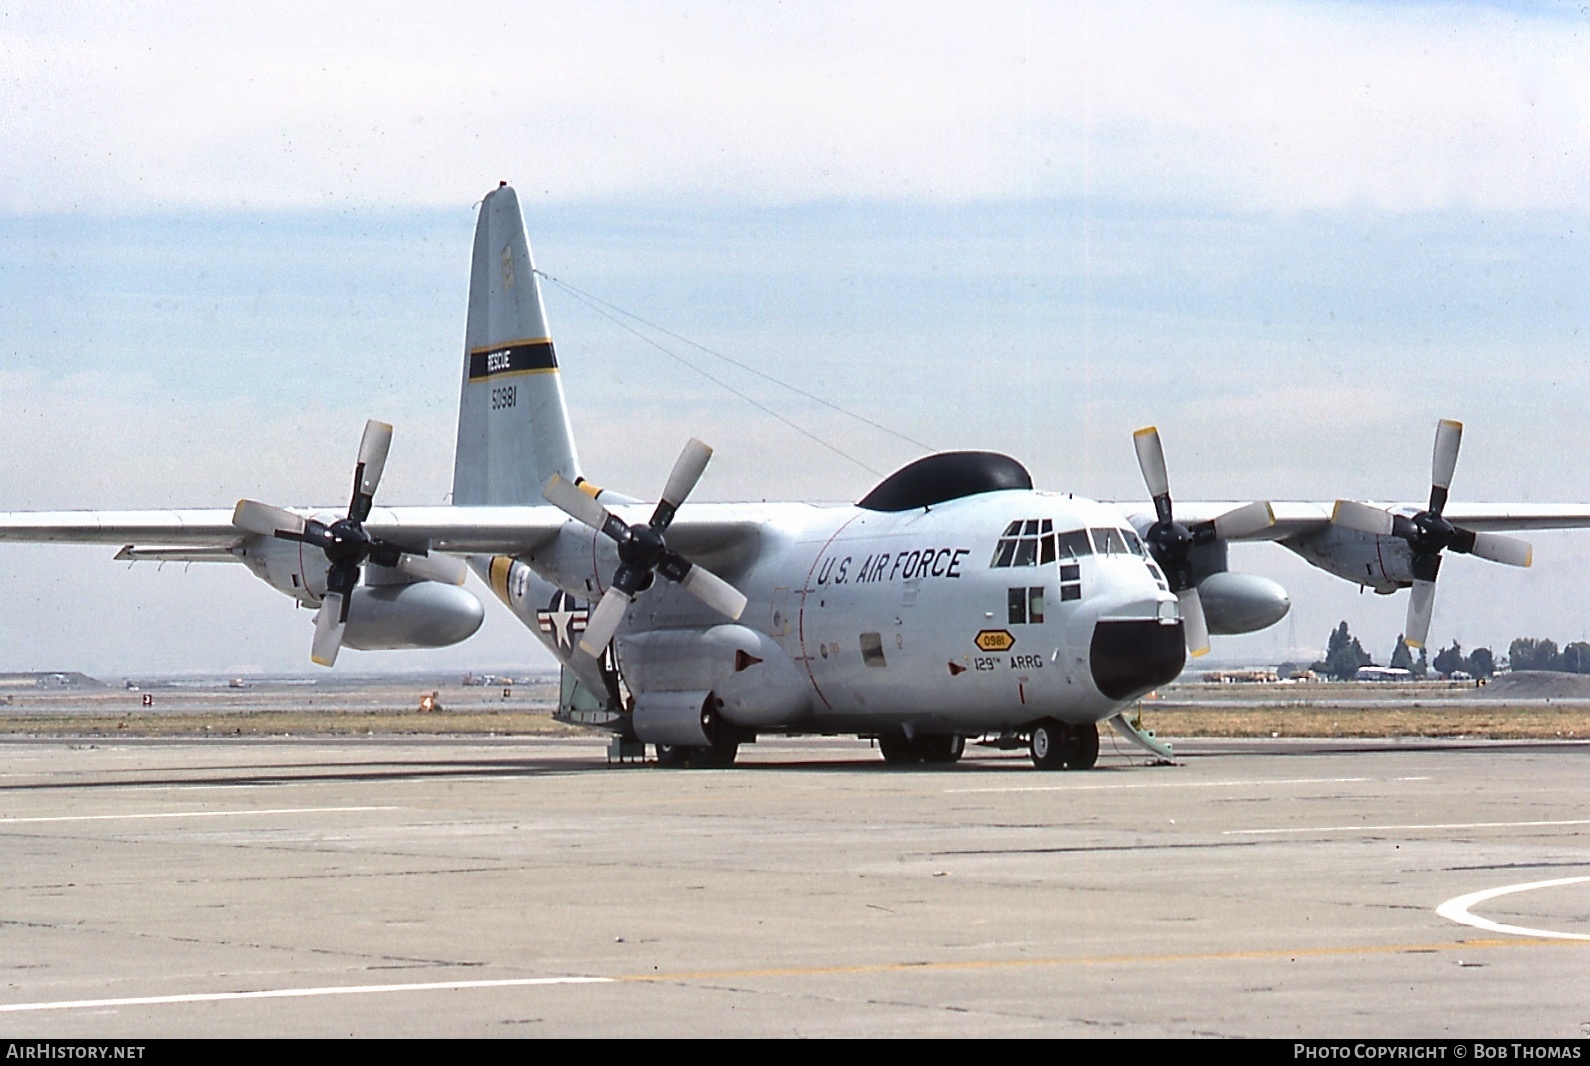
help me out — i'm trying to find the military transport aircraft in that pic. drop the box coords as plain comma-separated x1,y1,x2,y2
5,182,1589,770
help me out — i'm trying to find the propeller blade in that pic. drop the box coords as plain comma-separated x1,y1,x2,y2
1405,578,1437,649
1431,419,1462,501
678,563,748,620
543,474,615,532
395,551,469,586
1465,531,1532,568
356,420,394,500
1132,426,1171,509
660,438,713,514
1211,500,1275,540
311,595,347,667
1177,587,1210,658
232,500,306,538
1331,499,1395,537
578,586,631,657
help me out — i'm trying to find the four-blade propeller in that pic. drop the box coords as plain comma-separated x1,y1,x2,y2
232,420,467,667
542,438,747,657
1132,426,1276,658
1330,419,1531,649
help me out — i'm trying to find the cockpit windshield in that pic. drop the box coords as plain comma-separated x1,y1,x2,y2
992,520,1147,568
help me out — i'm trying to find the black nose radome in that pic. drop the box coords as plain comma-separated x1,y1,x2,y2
1090,619,1186,702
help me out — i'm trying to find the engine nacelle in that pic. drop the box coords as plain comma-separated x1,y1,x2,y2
341,581,485,651
619,624,813,729
1282,526,1414,594
1198,571,1291,635
238,532,323,603
632,690,717,747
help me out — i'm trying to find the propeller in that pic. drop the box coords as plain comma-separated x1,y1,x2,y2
542,438,747,657
232,420,467,667
1330,419,1531,649
1132,426,1276,658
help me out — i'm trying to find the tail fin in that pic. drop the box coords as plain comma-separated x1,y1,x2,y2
451,183,582,506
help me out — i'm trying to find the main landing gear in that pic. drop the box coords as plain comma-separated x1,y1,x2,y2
653,733,741,769
877,732,966,766
1028,719,1100,770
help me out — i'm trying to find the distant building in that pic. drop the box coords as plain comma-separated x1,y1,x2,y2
1201,668,1280,684
1354,666,1413,682
0,672,106,690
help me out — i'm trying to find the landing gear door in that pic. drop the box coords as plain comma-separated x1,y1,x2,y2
557,664,626,730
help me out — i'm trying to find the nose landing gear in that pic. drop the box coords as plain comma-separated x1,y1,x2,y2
1028,719,1100,770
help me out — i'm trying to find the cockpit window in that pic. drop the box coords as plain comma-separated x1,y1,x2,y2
1121,527,1149,557
990,519,1057,568
1089,527,1130,555
1057,530,1091,559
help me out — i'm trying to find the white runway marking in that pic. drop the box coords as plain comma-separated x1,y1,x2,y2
1226,819,1590,835
947,776,1373,794
0,806,400,825
1437,876,1590,941
0,976,614,1014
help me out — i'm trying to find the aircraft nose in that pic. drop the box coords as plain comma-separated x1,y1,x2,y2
1089,617,1186,702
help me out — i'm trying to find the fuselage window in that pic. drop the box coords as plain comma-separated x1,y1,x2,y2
1008,586,1047,624
1059,562,1082,601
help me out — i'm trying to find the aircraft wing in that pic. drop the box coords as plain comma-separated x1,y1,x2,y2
0,510,246,546
1411,503,1590,533
0,503,769,567
368,504,767,566
1114,501,1333,541
1117,501,1590,541
0,506,569,555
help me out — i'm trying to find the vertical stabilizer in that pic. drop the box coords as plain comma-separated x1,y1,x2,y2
452,183,582,506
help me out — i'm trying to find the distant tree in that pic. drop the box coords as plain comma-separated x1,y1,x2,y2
1413,647,1429,680
1432,642,1467,678
1509,638,1561,672
1562,642,1590,675
1323,621,1374,680
1390,636,1413,672
1467,647,1495,679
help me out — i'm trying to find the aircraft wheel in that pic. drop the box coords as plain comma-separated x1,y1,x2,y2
655,737,740,769
1065,722,1100,770
694,737,740,769
654,743,691,768
878,731,921,765
1029,719,1069,770
919,735,965,764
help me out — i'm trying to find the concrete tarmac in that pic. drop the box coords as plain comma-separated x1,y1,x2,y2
1,732,1588,1038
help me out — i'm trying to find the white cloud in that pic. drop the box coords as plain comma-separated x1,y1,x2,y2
4,2,1586,213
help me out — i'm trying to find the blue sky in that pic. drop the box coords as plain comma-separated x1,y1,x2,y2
2,1,1587,675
